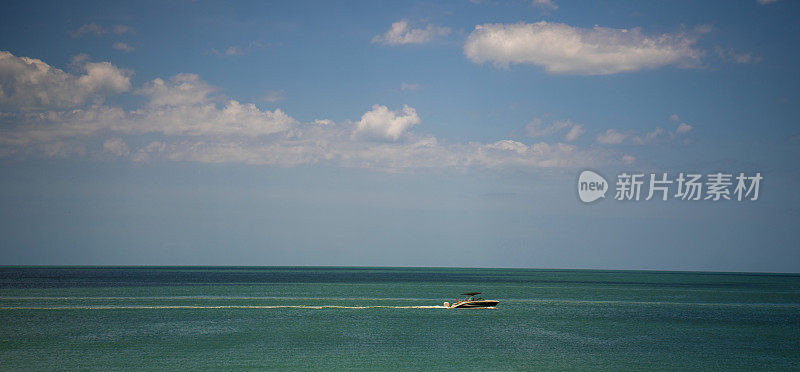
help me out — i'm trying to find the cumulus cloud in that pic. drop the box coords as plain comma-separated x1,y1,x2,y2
0,61,292,144
136,73,215,107
0,51,131,110
131,141,166,162
79,62,131,93
2,106,606,170
669,116,694,139
596,129,629,145
102,137,130,157
632,127,664,144
564,124,584,141
464,21,702,75
668,114,694,135
133,100,295,137
675,123,693,134
372,21,451,45
353,104,421,141
0,51,612,171
130,73,296,138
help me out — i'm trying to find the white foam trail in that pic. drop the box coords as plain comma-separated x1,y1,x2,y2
0,305,451,310
0,296,442,301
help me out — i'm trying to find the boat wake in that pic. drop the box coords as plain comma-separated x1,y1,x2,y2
0,305,451,310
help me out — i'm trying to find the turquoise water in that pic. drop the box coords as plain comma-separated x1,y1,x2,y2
0,267,799,370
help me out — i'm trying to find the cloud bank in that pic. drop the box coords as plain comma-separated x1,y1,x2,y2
0,51,610,170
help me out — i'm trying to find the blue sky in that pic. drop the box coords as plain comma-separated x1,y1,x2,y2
0,0,798,271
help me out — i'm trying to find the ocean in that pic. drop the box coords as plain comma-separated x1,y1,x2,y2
0,267,798,370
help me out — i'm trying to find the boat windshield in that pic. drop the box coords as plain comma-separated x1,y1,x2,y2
457,293,486,301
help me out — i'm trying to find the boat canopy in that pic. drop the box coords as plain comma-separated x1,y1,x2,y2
461,292,481,296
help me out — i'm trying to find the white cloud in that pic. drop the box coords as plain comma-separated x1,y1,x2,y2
632,127,664,144
136,73,215,107
486,139,529,154
131,141,166,162
669,114,680,122
209,41,265,57
102,137,130,157
121,125,606,170
564,124,584,141
79,62,131,93
599,120,694,146
669,121,694,140
0,51,613,171
3,106,607,170
2,68,292,142
464,21,702,75
112,42,135,52
596,129,628,145
132,99,296,137
225,47,243,56
676,123,693,134
0,51,131,110
532,0,557,12
372,21,451,46
353,104,421,141
469,140,598,168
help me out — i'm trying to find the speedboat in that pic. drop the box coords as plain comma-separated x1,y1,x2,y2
444,292,499,308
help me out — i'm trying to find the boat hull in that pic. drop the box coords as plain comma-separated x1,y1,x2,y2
451,300,499,308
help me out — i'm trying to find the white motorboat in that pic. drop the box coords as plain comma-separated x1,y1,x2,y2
444,292,499,308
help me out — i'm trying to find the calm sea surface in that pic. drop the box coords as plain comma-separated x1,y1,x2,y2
0,267,798,370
